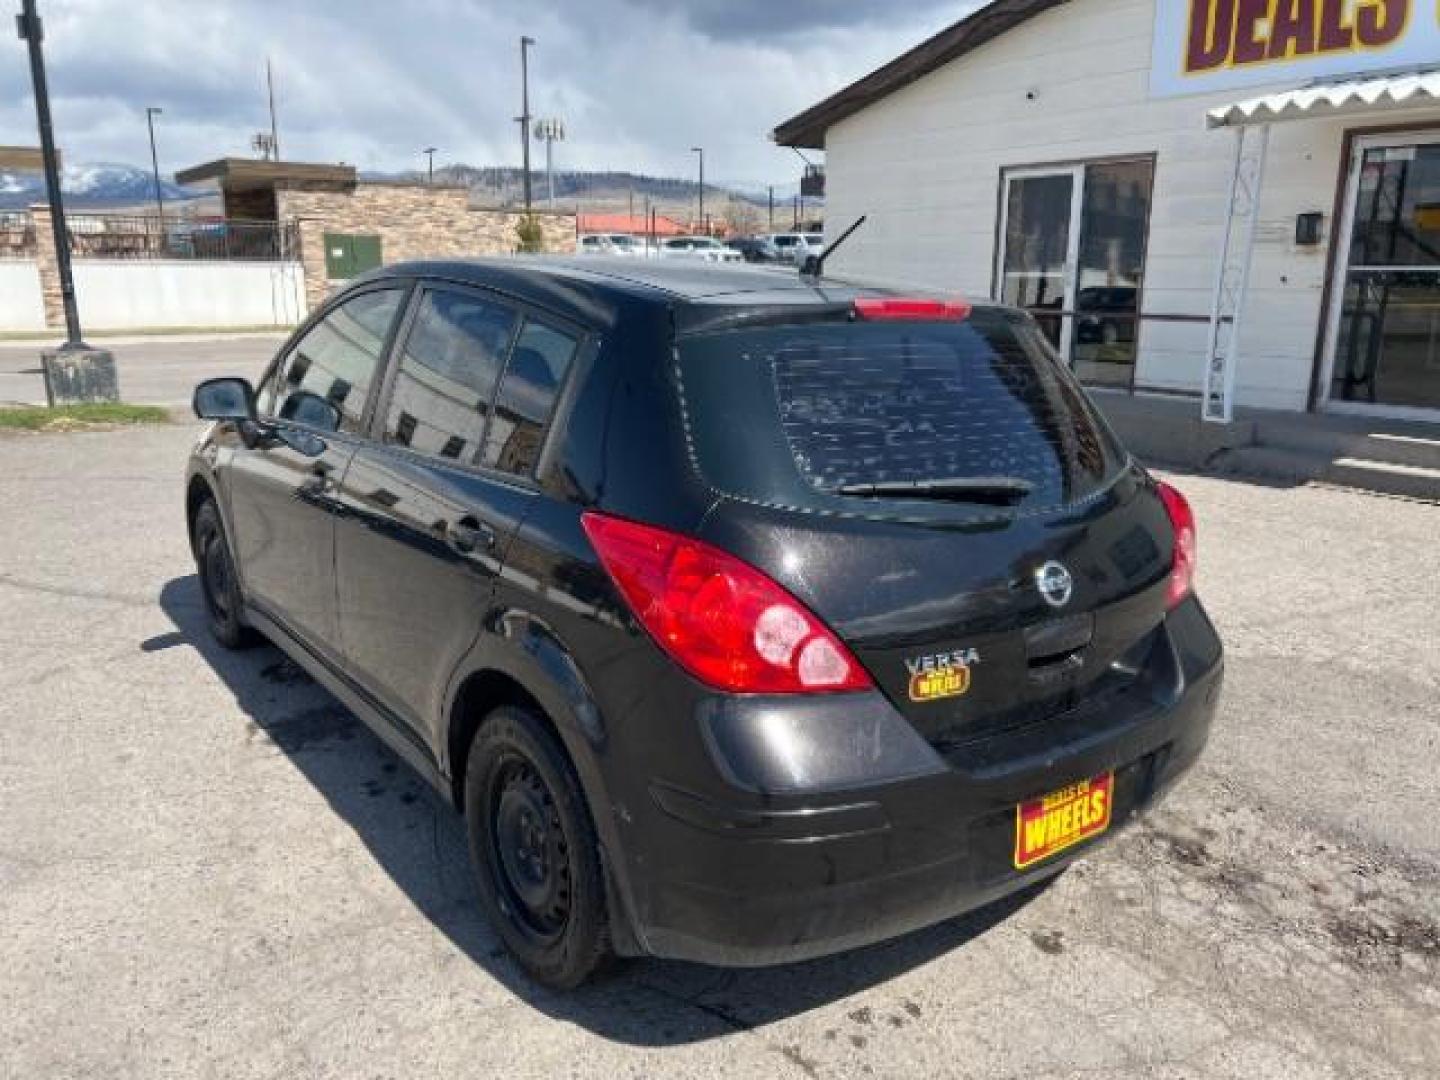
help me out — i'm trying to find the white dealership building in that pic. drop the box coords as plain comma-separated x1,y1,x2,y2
776,0,1440,425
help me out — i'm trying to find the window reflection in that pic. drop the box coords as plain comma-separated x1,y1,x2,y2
383,290,518,460
268,289,402,432
481,320,579,476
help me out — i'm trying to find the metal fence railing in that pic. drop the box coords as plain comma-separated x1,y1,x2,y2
63,215,299,262
1020,307,1229,396
0,212,36,259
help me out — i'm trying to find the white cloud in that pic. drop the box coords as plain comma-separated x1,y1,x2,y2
2,0,978,186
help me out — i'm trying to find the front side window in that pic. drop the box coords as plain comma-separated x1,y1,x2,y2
382,288,519,462
481,319,579,476
266,288,403,432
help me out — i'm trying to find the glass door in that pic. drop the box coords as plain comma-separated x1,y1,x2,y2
997,159,1154,386
999,169,1081,360
1325,133,1440,416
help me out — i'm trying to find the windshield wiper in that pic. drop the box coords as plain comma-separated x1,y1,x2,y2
836,476,1034,504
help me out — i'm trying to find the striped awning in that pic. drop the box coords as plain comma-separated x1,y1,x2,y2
1207,68,1440,128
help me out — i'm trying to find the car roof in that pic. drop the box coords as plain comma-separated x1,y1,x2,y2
360,257,991,334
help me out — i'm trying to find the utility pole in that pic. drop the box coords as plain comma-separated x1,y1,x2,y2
265,57,280,159
17,0,115,399
768,185,775,230
423,147,437,185
517,36,535,215
145,106,164,225
691,146,704,234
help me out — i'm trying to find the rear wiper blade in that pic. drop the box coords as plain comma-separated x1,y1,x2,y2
836,477,1034,504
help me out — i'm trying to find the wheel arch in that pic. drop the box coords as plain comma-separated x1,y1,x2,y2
185,473,216,556
442,616,646,957
447,668,550,810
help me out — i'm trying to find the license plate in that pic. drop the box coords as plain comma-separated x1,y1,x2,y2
1013,772,1115,871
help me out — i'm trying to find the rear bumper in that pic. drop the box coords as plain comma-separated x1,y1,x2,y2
617,598,1223,967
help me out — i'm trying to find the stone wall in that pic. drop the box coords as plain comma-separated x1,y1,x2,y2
277,183,577,311
29,204,64,329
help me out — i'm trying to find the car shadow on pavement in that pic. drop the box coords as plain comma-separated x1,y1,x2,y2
157,574,1046,1046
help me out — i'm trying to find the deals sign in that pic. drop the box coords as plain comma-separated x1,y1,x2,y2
1151,0,1440,98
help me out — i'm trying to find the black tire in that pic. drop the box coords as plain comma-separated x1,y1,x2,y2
192,499,259,650
465,706,610,989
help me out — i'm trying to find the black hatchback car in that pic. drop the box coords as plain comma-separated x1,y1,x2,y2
186,258,1222,988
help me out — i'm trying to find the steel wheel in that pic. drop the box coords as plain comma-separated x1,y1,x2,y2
490,757,572,943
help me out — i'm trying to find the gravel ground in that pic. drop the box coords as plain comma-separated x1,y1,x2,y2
0,421,1436,1079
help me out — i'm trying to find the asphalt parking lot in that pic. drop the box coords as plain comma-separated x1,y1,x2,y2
1,354,1437,1077
0,334,286,409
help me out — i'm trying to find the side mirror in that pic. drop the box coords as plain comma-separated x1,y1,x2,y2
193,377,257,421
278,390,342,434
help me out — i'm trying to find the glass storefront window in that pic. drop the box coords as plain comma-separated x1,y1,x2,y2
1072,160,1154,389
997,158,1154,389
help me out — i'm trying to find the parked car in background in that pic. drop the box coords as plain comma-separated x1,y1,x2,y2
578,233,649,257
1075,286,1140,345
659,236,743,263
726,236,782,264
767,233,808,264
803,233,826,258
186,258,1221,990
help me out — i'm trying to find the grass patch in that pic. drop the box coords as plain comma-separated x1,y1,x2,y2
0,403,171,432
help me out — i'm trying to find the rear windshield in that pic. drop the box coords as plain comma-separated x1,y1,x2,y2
676,308,1127,519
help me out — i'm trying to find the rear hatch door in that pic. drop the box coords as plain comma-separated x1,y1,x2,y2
677,306,1176,752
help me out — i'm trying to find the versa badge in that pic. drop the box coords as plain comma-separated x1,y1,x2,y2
905,648,980,703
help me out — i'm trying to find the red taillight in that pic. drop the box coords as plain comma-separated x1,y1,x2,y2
853,297,972,322
581,512,873,694
1156,481,1196,610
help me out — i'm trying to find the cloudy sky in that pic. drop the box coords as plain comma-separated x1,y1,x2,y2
3,0,981,189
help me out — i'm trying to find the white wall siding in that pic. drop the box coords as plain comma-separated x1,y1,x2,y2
0,261,46,331
71,261,306,331
821,0,1440,412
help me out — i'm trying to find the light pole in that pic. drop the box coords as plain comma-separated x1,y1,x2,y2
423,147,437,185
517,36,535,214
145,107,164,225
265,57,281,159
17,0,115,401
691,146,704,234
18,0,81,348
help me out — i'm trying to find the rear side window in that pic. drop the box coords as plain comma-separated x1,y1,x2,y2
481,319,579,476
383,289,518,461
677,309,1125,517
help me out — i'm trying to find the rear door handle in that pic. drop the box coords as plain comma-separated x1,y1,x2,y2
446,516,496,555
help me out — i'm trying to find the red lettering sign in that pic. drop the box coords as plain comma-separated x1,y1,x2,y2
1184,0,1411,73
1186,0,1236,72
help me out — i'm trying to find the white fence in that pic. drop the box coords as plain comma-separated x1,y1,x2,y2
0,261,46,331
71,261,306,331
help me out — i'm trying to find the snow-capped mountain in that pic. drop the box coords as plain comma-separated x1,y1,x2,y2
0,162,198,210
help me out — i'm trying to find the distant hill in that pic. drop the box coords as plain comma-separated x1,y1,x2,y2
0,163,199,210
367,164,821,228
0,160,821,229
